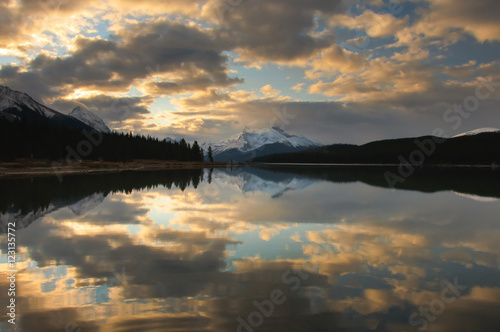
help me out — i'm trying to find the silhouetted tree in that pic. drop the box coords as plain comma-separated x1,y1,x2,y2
208,146,214,162
191,141,203,162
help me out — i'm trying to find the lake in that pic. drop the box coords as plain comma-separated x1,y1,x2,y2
1,166,500,331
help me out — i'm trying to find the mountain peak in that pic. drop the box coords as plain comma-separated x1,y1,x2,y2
0,85,109,131
0,85,39,103
0,84,21,96
71,105,86,113
0,84,59,119
203,127,322,162
69,106,111,133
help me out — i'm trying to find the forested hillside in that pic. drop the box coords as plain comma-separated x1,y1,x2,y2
0,117,204,162
254,133,500,166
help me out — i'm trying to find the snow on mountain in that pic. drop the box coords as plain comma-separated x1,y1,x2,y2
240,173,314,198
209,127,321,154
453,191,499,202
69,193,106,215
69,106,111,133
165,137,182,143
0,84,58,119
203,127,321,161
209,168,315,198
0,193,107,232
0,85,98,131
0,205,58,232
453,128,500,138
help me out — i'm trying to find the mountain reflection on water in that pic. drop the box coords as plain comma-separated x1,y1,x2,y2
1,166,500,331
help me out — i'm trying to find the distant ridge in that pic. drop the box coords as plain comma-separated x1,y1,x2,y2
254,131,500,166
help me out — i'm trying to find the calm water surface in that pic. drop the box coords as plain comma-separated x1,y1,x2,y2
1,166,500,331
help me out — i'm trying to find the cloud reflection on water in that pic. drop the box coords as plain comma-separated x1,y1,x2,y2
1,167,500,331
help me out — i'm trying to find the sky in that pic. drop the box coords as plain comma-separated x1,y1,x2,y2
0,0,499,144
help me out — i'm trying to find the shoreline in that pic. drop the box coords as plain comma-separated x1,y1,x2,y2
0,159,244,178
1,159,498,179
254,162,500,168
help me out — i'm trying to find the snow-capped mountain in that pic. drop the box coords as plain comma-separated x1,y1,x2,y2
453,128,500,138
212,167,316,198
239,173,314,198
0,84,108,132
69,193,106,215
0,192,106,232
69,106,111,133
0,84,58,119
203,127,322,162
165,137,182,143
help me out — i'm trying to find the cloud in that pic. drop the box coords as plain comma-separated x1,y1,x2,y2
306,45,369,79
331,9,409,38
0,19,242,102
416,0,500,42
18,0,100,15
0,0,102,57
1,0,499,145
160,85,430,143
51,94,154,123
129,58,500,144
291,232,302,242
19,308,101,332
205,0,344,64
259,228,280,241
443,60,478,80
291,83,305,92
108,0,201,16
260,84,281,96
0,1,23,47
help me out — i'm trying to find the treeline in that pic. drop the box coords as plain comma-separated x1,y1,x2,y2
254,134,500,165
253,165,500,198
0,117,204,162
0,169,205,223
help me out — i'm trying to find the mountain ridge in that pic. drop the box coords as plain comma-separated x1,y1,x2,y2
254,132,500,166
0,85,110,133
203,127,322,162
69,106,111,133
453,128,500,138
